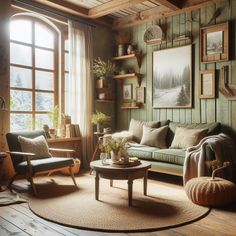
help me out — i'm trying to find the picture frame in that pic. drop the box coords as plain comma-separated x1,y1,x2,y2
153,45,192,108
123,84,132,100
136,87,145,103
200,22,229,63
199,70,215,99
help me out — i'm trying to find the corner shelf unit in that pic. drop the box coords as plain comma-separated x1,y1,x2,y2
112,52,142,68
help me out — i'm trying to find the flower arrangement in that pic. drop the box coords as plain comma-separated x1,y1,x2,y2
99,137,129,155
91,110,111,125
93,57,116,78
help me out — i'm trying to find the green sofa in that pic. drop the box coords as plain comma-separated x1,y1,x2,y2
127,121,221,176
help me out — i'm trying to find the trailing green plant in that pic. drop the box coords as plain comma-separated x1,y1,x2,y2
91,110,111,125
93,57,116,78
48,105,60,129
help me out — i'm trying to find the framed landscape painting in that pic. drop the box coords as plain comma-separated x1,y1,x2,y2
153,45,192,108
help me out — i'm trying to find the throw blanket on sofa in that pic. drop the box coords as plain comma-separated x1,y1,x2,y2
183,133,236,185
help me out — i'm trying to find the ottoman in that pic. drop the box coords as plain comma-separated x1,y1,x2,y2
185,177,236,207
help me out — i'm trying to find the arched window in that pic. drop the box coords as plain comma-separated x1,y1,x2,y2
10,15,59,131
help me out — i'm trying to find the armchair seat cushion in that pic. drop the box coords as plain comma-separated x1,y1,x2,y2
16,157,74,174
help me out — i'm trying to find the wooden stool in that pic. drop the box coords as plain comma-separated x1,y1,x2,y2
185,177,236,207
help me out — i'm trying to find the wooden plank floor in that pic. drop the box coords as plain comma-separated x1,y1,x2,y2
0,172,236,236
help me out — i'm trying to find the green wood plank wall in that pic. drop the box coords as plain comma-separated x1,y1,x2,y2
116,1,236,132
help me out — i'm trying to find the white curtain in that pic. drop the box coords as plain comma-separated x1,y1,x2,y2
68,20,94,168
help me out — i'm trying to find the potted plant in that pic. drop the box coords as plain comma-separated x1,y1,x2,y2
91,110,111,133
93,57,116,88
47,105,60,137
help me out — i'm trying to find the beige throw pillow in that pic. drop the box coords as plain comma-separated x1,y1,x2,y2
129,118,160,143
140,125,168,148
170,127,208,149
18,135,52,159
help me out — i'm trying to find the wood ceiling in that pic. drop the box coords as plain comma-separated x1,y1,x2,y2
30,0,225,29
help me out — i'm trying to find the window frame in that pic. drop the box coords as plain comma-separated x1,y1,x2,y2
10,15,59,130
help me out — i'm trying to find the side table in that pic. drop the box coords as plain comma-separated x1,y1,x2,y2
0,152,7,192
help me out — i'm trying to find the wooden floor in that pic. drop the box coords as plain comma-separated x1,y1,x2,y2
1,172,236,236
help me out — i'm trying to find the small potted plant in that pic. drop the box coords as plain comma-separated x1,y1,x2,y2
91,110,111,133
93,57,116,88
47,105,60,137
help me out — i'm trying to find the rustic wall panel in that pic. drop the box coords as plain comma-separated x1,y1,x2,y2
117,1,236,132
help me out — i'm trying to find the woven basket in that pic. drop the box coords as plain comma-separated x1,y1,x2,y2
61,159,81,175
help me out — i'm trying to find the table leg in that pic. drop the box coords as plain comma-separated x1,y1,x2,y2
90,143,100,174
95,171,99,200
110,179,113,187
144,170,148,196
128,179,133,207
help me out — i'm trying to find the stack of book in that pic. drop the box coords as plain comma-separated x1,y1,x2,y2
66,124,81,138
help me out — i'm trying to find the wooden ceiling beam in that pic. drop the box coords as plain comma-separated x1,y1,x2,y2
88,0,147,18
113,0,225,29
152,0,182,10
32,0,113,27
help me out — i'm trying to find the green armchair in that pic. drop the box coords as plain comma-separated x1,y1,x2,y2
6,130,77,195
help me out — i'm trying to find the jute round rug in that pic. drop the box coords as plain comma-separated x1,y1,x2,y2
27,174,210,232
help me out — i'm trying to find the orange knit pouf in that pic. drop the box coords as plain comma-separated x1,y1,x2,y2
185,177,236,207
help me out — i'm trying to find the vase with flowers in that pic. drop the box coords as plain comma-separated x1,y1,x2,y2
93,57,116,89
98,137,129,164
91,110,111,133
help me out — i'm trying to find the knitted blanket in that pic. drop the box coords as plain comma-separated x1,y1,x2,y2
183,133,236,185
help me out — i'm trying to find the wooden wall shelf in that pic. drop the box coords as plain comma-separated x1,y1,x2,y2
96,99,114,103
113,73,143,86
112,52,142,68
120,106,140,109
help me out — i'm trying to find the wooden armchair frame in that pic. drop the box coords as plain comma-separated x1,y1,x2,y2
6,131,78,195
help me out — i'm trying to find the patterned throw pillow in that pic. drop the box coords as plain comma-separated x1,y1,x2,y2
170,127,208,149
18,135,52,159
140,125,169,148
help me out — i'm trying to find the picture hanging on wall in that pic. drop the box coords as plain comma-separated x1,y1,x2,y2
153,45,192,108
123,84,132,100
200,22,229,63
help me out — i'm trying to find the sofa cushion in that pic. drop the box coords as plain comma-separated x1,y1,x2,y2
166,122,221,147
128,119,160,143
140,125,168,148
128,144,158,160
152,149,186,165
18,135,51,160
170,127,208,149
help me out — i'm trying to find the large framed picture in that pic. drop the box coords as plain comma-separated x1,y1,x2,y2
153,45,192,108
200,22,229,63
123,84,132,100
199,70,215,99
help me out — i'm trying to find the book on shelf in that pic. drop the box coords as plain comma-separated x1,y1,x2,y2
65,124,81,138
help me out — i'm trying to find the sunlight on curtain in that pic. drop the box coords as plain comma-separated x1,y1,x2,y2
68,20,94,168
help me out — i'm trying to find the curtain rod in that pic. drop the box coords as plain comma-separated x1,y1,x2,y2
11,0,96,27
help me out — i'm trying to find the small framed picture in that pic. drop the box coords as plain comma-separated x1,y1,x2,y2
136,87,145,103
123,84,132,100
199,70,215,99
200,22,229,63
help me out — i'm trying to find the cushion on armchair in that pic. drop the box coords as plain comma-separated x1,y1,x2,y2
18,135,52,160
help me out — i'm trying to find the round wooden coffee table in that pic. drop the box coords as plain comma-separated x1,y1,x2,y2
90,160,151,206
